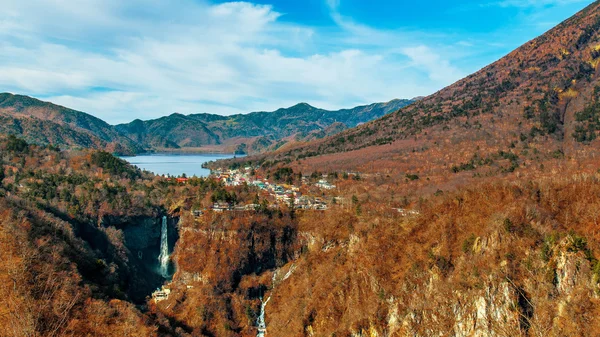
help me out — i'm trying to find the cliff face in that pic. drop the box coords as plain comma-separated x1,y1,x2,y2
114,216,179,265
115,215,180,300
86,214,181,303
149,210,299,336
148,173,600,336
264,226,599,336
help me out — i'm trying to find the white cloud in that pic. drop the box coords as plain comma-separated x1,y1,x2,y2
0,0,479,123
326,0,340,10
324,1,464,90
402,45,465,84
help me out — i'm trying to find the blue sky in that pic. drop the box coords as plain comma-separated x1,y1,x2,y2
0,0,593,124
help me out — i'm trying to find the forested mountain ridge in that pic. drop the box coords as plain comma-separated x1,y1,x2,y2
0,93,143,155
115,98,415,154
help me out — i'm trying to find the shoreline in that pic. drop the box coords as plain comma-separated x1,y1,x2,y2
123,150,247,157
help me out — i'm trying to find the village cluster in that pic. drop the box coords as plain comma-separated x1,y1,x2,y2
168,168,422,218
208,166,338,211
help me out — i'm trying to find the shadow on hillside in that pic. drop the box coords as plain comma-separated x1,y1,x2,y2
29,202,167,303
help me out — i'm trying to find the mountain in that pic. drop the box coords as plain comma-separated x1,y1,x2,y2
241,1,600,174
0,93,143,155
0,92,412,156
116,113,220,149
115,99,415,154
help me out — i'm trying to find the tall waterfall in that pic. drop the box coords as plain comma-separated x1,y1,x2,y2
158,216,169,278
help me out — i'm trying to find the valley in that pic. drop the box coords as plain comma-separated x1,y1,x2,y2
3,0,600,336
3,132,600,336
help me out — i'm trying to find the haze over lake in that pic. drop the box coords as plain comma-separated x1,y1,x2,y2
121,153,239,177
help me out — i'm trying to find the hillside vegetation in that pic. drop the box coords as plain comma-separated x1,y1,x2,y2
0,93,143,155
2,134,600,336
0,136,236,336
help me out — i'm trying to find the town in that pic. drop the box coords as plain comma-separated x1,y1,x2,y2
165,166,422,218
207,166,338,212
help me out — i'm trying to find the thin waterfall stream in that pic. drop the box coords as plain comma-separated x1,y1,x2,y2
256,264,296,336
158,216,169,278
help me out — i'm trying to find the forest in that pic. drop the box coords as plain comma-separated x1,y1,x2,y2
2,134,600,336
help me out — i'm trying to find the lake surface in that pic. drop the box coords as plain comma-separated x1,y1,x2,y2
120,153,239,177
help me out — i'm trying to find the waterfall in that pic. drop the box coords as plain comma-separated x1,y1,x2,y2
254,266,296,336
158,216,169,278
256,296,270,337
256,270,279,336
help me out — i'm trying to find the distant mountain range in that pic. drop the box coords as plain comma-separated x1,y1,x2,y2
115,99,415,154
0,93,415,155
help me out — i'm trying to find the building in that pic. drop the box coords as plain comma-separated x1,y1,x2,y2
316,179,336,190
212,202,231,212
393,208,420,216
152,286,171,302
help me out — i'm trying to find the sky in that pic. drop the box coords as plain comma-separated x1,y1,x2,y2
0,0,593,124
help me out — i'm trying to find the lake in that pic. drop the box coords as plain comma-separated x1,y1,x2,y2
120,153,239,177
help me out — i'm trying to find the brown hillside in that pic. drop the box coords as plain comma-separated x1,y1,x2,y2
234,1,600,176
0,93,143,155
